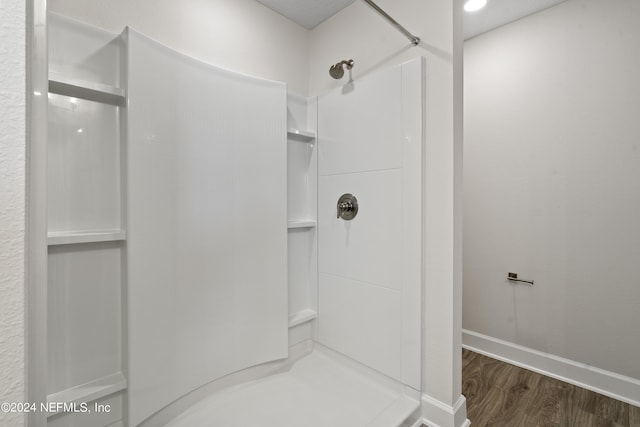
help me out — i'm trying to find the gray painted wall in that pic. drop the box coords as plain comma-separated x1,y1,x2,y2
464,0,640,380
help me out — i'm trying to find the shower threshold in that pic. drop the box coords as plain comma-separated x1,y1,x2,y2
164,343,421,427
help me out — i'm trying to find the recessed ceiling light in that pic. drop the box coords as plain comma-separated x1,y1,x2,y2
464,0,487,12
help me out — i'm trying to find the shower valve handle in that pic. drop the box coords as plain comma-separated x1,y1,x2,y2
338,201,354,216
336,194,359,220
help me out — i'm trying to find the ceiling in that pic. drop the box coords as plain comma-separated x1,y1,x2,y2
255,0,567,39
255,0,356,29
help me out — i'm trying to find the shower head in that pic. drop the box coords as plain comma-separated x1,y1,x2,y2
329,59,354,79
329,64,344,79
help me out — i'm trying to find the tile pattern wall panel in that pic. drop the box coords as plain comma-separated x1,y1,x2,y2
317,59,423,389
126,29,288,426
318,67,402,176
319,170,402,291
319,273,403,380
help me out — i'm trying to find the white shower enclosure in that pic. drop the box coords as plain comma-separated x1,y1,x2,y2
44,14,423,427
126,29,288,425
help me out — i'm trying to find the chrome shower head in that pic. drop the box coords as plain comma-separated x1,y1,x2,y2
329,59,354,79
329,64,344,79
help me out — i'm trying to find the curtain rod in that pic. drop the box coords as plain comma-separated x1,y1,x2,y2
361,0,421,46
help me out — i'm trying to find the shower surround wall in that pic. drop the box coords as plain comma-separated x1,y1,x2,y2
126,28,288,426
464,0,640,405
310,2,466,425
41,14,423,427
317,60,423,390
30,1,465,426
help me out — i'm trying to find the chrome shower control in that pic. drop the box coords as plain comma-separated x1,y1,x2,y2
337,194,358,220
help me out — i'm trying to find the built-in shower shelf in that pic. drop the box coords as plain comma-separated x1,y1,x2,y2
287,129,316,142
287,220,317,229
49,73,126,106
46,372,127,416
47,229,126,246
288,308,317,328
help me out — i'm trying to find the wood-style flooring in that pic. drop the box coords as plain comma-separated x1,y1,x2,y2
461,349,640,427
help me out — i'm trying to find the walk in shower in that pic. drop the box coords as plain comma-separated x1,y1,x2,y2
40,5,425,426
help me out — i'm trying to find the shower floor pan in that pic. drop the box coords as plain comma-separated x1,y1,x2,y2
165,345,421,427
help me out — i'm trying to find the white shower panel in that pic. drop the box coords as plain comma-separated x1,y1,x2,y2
319,273,403,380
288,228,315,316
126,29,288,426
47,94,121,233
318,66,402,176
49,12,123,88
47,242,122,394
319,170,402,290
318,58,423,390
287,138,315,221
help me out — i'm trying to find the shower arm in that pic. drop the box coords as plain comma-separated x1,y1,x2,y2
361,0,421,46
339,60,354,70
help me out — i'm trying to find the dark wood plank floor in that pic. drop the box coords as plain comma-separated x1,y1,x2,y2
461,349,640,427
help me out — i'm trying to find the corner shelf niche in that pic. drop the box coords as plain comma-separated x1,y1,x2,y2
287,94,318,337
287,128,316,142
46,12,127,427
47,230,126,246
288,220,317,229
49,73,126,106
288,309,318,328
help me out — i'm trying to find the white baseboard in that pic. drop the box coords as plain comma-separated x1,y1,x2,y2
421,394,469,427
462,329,640,407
